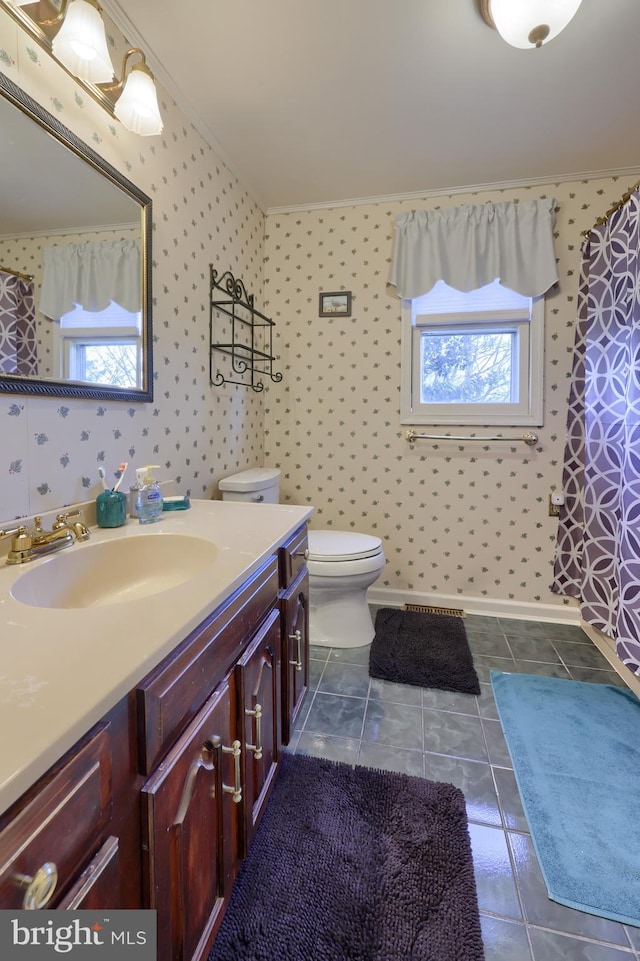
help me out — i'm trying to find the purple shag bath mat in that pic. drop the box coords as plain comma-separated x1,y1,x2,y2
369,608,480,695
209,753,485,961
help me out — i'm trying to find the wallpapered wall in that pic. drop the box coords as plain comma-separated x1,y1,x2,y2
262,178,630,613
0,8,265,523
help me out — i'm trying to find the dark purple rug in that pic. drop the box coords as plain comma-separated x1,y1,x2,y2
369,608,480,695
208,754,485,961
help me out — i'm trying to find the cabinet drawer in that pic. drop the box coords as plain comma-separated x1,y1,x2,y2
279,525,309,589
137,555,279,774
0,724,112,909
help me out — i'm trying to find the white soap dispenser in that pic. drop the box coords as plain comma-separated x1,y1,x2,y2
135,465,163,524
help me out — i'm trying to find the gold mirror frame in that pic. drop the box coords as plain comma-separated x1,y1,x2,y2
0,68,153,402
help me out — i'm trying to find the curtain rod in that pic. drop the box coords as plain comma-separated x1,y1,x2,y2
0,264,34,283
582,178,640,239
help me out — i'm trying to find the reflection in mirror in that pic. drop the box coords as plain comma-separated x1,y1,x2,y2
0,69,153,402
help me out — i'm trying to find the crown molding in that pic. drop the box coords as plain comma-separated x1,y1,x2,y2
265,166,640,216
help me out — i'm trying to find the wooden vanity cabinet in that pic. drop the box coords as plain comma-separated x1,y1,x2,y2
0,523,310,961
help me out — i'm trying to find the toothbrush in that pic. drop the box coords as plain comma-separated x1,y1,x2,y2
113,462,128,493
98,466,108,490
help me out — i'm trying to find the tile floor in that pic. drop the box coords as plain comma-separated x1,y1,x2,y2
286,610,640,961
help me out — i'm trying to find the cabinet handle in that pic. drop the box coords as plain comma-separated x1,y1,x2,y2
209,736,242,804
15,862,58,909
245,703,263,760
289,629,303,671
295,549,309,560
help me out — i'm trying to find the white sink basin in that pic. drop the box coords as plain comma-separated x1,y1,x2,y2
11,533,218,609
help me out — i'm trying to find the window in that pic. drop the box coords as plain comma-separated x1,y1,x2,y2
53,302,142,389
401,279,544,426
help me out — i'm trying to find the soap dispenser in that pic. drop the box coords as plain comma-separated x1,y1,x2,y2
135,465,163,524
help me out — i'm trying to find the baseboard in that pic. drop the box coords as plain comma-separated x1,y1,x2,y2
366,587,581,625
580,623,640,698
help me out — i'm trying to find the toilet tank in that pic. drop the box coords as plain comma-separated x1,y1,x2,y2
218,468,281,504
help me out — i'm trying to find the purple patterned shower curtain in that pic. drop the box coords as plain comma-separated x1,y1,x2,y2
552,187,640,674
0,270,38,376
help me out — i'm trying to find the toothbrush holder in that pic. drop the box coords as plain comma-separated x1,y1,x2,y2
96,490,127,528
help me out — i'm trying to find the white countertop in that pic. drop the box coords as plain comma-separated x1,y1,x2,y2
0,499,312,816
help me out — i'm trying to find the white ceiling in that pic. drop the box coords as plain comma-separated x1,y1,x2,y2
103,0,640,212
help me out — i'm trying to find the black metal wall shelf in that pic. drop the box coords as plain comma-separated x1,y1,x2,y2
209,266,282,392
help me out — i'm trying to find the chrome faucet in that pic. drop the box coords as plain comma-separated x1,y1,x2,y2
0,510,89,565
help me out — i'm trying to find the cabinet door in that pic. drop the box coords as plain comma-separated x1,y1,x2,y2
280,568,309,745
141,678,241,961
236,608,281,853
58,837,120,909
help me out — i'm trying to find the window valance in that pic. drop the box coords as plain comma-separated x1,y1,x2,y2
39,238,141,320
390,198,558,299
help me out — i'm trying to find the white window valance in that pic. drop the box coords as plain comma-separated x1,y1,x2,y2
390,198,558,299
39,238,141,320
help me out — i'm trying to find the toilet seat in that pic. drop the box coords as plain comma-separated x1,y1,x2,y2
307,530,382,562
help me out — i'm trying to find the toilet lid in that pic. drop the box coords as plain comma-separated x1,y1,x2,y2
307,530,382,562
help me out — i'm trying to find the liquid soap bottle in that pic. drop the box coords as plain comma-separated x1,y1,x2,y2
135,465,163,524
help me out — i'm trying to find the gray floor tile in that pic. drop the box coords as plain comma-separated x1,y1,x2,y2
506,636,562,663
362,699,423,751
295,732,360,765
528,927,634,961
543,624,591,643
328,644,372,666
368,676,423,707
492,766,529,832
499,618,551,639
480,915,533,961
567,667,628,686
317,660,371,697
508,832,630,946
465,614,502,633
308,658,326,690
512,660,571,678
474,655,517,683
552,639,612,670
309,644,330,661
468,631,513,657
423,752,502,827
357,740,425,778
423,708,489,762
482,717,514,767
303,692,366,739
421,687,479,715
477,682,500,719
468,822,523,920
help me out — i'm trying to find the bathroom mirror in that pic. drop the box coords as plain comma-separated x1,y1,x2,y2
0,69,153,402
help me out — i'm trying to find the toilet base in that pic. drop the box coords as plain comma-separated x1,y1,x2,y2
309,588,375,648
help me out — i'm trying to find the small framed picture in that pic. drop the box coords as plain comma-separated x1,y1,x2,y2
319,291,352,317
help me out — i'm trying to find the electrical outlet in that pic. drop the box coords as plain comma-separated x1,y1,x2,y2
548,492,564,517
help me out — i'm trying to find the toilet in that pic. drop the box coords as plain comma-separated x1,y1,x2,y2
218,468,385,648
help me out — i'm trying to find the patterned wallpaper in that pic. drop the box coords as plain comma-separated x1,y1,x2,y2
0,8,265,523
263,178,633,613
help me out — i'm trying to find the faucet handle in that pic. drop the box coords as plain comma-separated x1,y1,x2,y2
0,523,27,541
54,510,90,541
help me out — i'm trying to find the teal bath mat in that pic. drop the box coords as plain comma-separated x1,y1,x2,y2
491,670,640,926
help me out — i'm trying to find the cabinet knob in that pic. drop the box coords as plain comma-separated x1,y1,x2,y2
289,629,303,671
245,703,263,760
15,862,58,909
295,549,309,560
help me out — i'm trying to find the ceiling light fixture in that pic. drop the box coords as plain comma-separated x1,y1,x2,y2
1,0,163,135
478,0,583,48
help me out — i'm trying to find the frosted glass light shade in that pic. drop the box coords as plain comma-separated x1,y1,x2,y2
489,0,583,48
114,66,163,136
51,0,115,83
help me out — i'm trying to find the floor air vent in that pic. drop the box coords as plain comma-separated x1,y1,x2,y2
404,604,466,618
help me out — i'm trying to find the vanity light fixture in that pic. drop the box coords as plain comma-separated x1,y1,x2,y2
100,47,163,137
478,0,583,48
50,0,114,83
2,0,163,135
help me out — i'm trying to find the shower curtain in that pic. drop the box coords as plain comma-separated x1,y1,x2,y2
552,186,640,674
0,270,38,376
